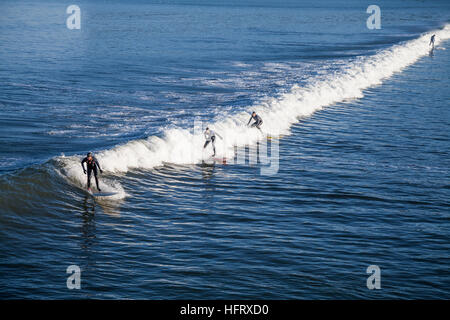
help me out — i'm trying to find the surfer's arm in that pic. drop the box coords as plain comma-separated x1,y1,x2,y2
81,158,86,173
247,115,252,126
216,132,223,139
94,157,103,172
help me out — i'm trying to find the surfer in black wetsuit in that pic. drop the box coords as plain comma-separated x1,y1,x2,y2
81,152,103,192
247,111,263,130
430,34,436,49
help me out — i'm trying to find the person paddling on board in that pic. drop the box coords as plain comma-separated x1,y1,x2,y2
81,152,104,192
247,111,263,130
429,34,436,49
204,127,222,157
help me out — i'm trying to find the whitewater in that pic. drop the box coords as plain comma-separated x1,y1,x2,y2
56,25,450,199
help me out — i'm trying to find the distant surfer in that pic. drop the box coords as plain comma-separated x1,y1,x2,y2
247,111,263,130
81,152,104,192
429,34,436,49
204,127,222,157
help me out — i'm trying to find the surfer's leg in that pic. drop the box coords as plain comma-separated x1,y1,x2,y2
87,168,92,189
203,140,210,149
93,167,101,191
211,136,216,156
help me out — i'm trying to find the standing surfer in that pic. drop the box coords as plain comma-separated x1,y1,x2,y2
81,152,104,192
247,111,263,130
204,127,222,157
429,34,436,49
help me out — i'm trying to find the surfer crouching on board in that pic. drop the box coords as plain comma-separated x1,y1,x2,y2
247,111,263,130
81,152,104,192
204,127,222,157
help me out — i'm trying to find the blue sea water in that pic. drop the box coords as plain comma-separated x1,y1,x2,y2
0,0,449,299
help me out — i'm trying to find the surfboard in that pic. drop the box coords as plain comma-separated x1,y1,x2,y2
92,192,117,197
212,157,228,164
202,156,228,164
86,189,117,197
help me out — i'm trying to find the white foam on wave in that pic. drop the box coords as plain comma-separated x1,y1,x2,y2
57,26,450,194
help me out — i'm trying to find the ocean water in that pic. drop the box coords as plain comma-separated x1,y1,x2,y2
0,0,449,299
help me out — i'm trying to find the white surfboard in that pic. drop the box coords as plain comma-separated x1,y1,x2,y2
201,155,229,165
86,189,117,197
211,156,228,164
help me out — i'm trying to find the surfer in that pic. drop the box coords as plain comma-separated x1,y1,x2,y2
429,34,436,49
247,111,263,130
204,127,222,157
81,152,104,192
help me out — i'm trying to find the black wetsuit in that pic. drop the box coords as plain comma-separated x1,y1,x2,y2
430,35,436,47
248,114,263,129
81,156,102,190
